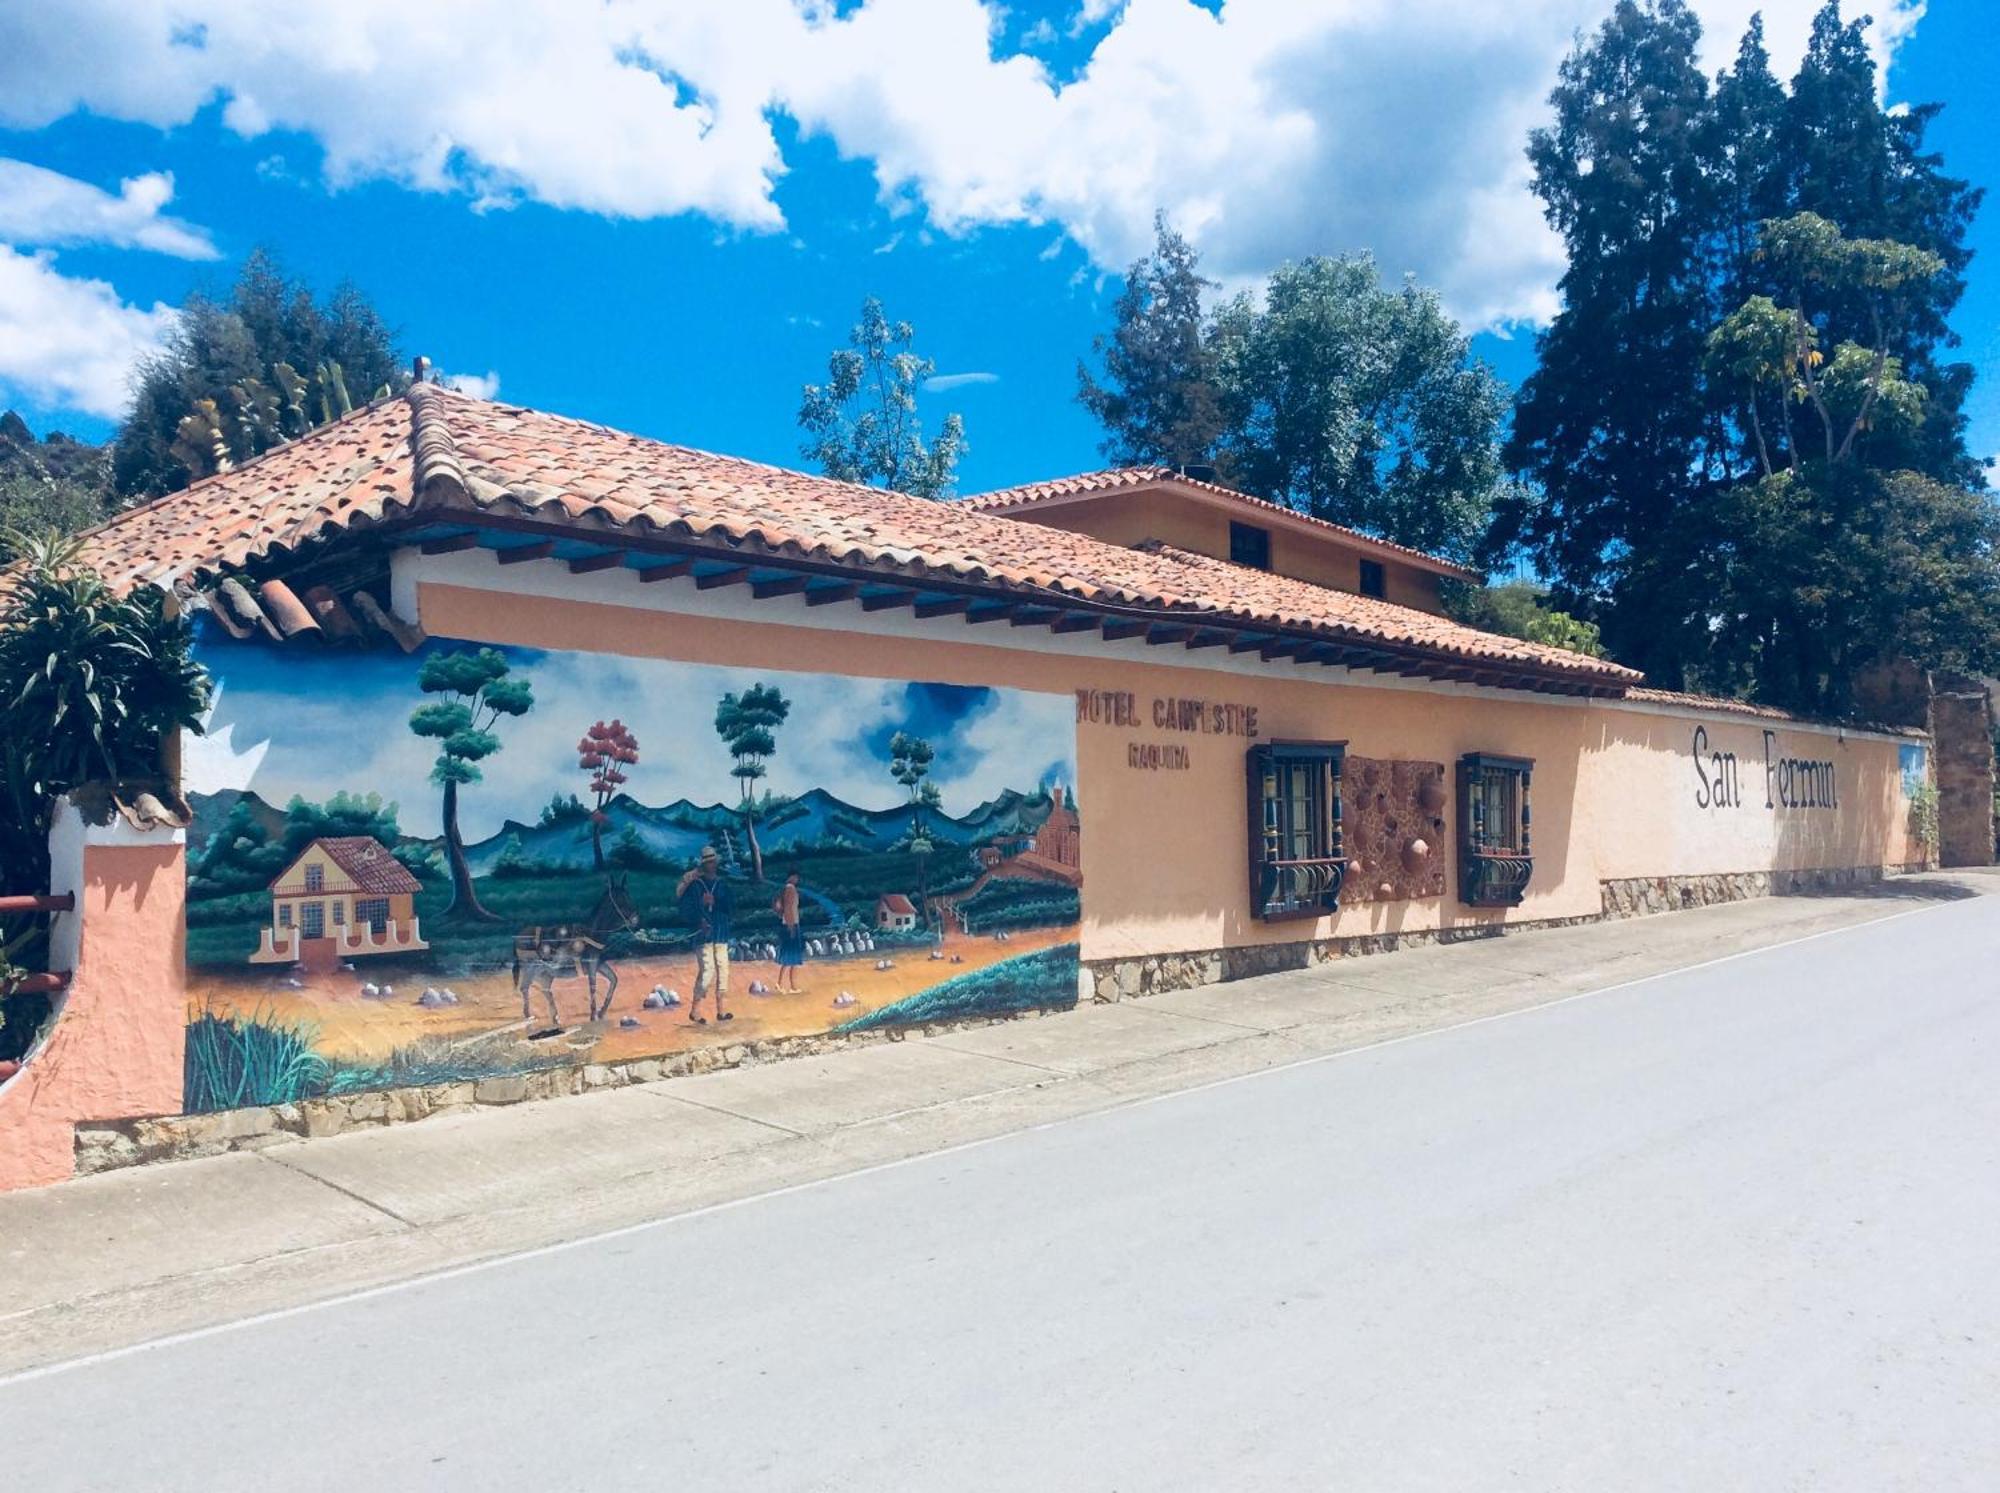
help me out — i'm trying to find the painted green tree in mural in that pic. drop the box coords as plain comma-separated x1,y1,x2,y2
714,683,790,884
409,648,534,921
889,731,942,925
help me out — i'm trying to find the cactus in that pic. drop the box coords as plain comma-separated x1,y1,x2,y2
170,399,234,478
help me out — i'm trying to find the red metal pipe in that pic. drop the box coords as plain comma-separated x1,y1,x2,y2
0,893,75,915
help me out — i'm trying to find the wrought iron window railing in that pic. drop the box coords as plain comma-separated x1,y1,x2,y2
1457,752,1534,907
1247,741,1348,922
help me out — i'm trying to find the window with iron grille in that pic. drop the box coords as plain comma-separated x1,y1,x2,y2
355,897,391,933
1246,741,1348,921
1457,753,1533,906
303,863,324,893
1229,521,1271,570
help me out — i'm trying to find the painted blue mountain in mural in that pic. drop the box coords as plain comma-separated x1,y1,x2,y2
461,786,1059,875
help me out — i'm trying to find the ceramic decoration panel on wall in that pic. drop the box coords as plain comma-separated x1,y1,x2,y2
181,624,1081,1115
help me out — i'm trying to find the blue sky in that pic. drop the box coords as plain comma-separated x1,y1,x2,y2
184,628,1073,844
0,0,1992,495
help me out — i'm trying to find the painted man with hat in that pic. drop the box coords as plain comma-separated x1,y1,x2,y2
677,845,736,1025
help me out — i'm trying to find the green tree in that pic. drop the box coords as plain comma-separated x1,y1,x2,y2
1495,0,1718,678
0,410,112,555
113,249,406,499
714,683,790,883
1076,213,1226,471
1691,465,2000,713
1443,581,1606,658
888,731,942,921
799,297,966,498
408,648,533,921
1781,2,1981,482
1077,223,1507,563
1211,255,1508,563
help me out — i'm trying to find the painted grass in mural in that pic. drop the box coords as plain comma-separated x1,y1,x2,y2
183,626,1082,1111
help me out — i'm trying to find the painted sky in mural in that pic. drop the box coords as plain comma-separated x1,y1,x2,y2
188,633,1072,842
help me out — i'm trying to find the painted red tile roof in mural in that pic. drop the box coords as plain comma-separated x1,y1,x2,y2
58,385,1637,688
962,464,1481,580
296,836,423,895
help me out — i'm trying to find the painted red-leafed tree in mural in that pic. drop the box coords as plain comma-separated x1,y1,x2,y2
577,719,640,870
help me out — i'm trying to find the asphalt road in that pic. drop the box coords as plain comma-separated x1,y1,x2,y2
6,896,1997,1491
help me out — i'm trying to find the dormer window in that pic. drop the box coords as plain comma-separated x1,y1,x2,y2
1229,521,1271,571
1359,559,1386,598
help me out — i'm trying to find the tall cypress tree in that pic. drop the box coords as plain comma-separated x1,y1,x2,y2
1496,0,1719,680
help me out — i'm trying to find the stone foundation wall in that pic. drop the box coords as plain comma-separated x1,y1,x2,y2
1597,864,1893,918
1084,862,1907,1003
71,1003,1066,1177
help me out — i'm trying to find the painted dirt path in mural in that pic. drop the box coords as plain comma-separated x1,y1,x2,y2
187,922,1076,1065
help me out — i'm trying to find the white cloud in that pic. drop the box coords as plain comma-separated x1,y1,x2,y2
0,0,1927,334
0,159,219,259
442,369,502,400
0,247,176,417
923,371,1000,392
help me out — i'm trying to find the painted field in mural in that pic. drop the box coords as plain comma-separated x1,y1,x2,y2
181,625,1081,1115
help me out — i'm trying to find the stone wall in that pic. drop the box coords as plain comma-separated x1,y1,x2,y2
1082,862,1906,1002
1597,864,1892,918
1931,685,1995,869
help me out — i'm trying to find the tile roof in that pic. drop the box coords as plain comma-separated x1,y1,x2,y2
1622,687,1925,736
961,464,1482,580
295,836,423,895
58,385,1637,691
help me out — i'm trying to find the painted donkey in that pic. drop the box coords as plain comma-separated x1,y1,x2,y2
511,876,641,1030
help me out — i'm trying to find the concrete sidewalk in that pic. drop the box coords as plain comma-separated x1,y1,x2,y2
2,873,1989,1378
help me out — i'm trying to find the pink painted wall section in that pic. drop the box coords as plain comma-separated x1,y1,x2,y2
1577,707,1917,884
0,806,187,1191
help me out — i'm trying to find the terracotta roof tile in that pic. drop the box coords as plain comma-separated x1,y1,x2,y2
298,835,423,895
59,386,1637,690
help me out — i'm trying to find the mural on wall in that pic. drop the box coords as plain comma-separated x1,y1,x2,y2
181,625,1081,1115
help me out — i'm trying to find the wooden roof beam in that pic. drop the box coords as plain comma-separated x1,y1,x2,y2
419,532,480,556
1051,613,1102,635
695,566,751,591
638,559,693,583
497,540,555,566
568,550,626,575
804,582,860,606
751,575,810,600
1101,620,1147,641
913,597,970,619
860,589,916,612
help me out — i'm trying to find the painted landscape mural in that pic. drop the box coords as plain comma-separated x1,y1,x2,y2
181,624,1081,1115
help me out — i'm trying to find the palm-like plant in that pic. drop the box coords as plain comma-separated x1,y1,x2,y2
0,531,210,1027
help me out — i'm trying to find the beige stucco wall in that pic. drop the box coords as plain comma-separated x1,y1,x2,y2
1002,493,1444,612
415,567,1917,969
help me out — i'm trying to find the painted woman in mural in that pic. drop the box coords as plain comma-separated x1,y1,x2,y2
772,872,805,992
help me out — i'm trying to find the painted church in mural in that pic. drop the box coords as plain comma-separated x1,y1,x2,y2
181,625,1081,1116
